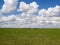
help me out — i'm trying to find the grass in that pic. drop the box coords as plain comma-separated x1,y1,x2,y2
0,28,60,45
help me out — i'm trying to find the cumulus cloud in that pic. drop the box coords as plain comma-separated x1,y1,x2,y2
39,5,60,17
0,11,2,21
1,15,16,21
1,0,18,13
0,12,2,17
0,1,60,28
17,2,39,14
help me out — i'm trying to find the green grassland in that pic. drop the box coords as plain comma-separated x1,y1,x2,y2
0,28,60,45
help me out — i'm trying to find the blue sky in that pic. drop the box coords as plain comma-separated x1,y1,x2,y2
0,0,60,9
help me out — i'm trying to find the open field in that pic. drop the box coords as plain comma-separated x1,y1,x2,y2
0,28,60,45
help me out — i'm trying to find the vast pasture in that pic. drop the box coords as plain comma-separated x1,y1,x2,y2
0,28,60,45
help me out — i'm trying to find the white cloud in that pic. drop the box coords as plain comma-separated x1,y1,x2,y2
26,2,39,14
17,2,30,12
1,0,18,13
17,2,39,14
38,9,47,17
0,1,60,28
0,11,2,21
1,15,16,21
0,12,2,17
46,5,60,17
39,5,60,17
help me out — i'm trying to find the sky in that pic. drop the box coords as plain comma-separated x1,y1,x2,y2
0,0,60,28
0,0,60,9
18,0,60,9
